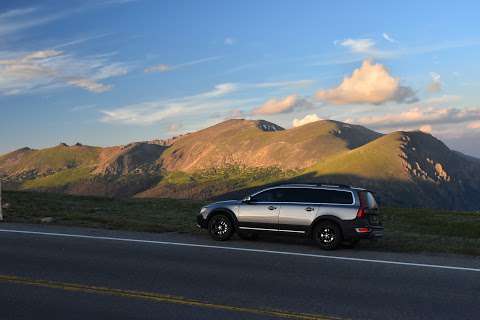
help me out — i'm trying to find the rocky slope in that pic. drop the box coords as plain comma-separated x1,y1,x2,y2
1,119,479,210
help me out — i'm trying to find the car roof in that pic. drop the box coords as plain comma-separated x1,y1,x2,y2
272,183,366,191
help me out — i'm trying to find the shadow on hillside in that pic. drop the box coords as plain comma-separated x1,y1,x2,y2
212,172,479,211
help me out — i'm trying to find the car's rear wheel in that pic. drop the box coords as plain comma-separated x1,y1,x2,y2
313,221,342,250
208,214,234,241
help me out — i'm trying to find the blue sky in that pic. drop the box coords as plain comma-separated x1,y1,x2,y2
2,0,480,156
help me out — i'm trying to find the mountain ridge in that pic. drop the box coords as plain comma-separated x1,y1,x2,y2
1,119,479,210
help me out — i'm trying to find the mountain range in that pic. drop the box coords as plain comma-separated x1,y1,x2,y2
1,119,480,210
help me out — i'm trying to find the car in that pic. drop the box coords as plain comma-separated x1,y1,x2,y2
197,183,383,250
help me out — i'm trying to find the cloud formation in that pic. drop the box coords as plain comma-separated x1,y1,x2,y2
339,38,375,53
315,60,417,105
224,37,236,45
252,95,312,115
100,83,257,125
427,72,442,93
382,33,397,43
353,106,480,129
144,56,222,73
292,114,322,127
0,49,128,94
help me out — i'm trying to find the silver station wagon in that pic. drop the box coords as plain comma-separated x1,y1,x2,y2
197,183,384,250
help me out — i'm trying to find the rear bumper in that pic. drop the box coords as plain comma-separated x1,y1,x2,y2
355,226,384,239
341,219,384,240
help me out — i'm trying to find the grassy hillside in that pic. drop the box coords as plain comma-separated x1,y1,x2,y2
137,165,299,199
2,119,480,210
0,144,100,175
160,119,381,171
306,131,408,180
2,190,480,255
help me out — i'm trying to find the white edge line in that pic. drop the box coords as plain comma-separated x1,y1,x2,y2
0,228,479,272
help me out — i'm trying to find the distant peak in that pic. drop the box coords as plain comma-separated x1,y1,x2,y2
58,142,69,147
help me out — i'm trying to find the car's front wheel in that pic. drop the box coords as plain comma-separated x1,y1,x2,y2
208,214,234,241
313,221,342,250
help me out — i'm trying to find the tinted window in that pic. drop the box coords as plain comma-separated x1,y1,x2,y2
280,188,353,204
315,189,353,204
360,191,378,209
252,187,353,204
251,189,279,202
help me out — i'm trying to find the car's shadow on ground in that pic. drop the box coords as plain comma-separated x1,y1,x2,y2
230,232,363,251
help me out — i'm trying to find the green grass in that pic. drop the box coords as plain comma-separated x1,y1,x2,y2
358,207,480,255
3,190,206,233
2,190,480,256
21,167,93,189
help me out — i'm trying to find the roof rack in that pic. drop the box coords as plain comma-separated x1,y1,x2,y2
277,183,354,189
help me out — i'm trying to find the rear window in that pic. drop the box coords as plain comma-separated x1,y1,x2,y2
359,191,378,209
274,188,353,204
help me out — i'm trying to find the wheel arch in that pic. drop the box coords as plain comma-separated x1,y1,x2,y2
308,215,345,239
207,208,239,230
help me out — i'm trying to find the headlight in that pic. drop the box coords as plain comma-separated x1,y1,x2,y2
200,207,207,214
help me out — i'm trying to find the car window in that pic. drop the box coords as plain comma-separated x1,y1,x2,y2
280,188,353,204
360,191,378,209
251,189,278,202
313,189,353,204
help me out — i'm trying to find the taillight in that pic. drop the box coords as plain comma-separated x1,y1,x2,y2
356,207,367,218
357,191,368,218
355,227,370,233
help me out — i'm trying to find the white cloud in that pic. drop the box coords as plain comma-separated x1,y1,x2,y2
101,104,183,125
252,80,314,89
0,49,128,95
168,123,183,133
100,84,259,125
200,83,238,98
252,95,312,115
339,38,376,53
67,78,112,93
419,124,432,133
353,106,480,129
468,121,480,129
224,37,236,45
315,60,417,105
292,114,323,127
427,72,442,93
144,64,171,73
144,56,222,73
382,33,397,43
225,109,246,119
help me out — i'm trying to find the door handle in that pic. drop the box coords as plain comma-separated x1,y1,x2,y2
268,205,277,210
305,207,314,212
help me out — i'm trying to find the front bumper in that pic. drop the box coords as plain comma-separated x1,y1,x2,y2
197,214,208,229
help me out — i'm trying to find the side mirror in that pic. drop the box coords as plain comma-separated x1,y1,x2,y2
242,196,251,203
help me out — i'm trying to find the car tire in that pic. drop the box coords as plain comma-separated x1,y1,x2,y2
208,214,234,241
313,221,342,250
238,231,259,241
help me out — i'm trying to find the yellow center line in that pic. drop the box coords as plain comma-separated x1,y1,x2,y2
0,274,343,320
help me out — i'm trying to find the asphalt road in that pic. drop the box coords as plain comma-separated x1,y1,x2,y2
0,223,479,320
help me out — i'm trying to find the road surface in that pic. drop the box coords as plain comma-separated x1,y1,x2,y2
0,223,479,320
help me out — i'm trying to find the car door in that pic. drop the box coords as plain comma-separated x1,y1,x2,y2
237,188,280,231
277,188,317,233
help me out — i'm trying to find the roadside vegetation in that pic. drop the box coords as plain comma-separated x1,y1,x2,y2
2,190,480,256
